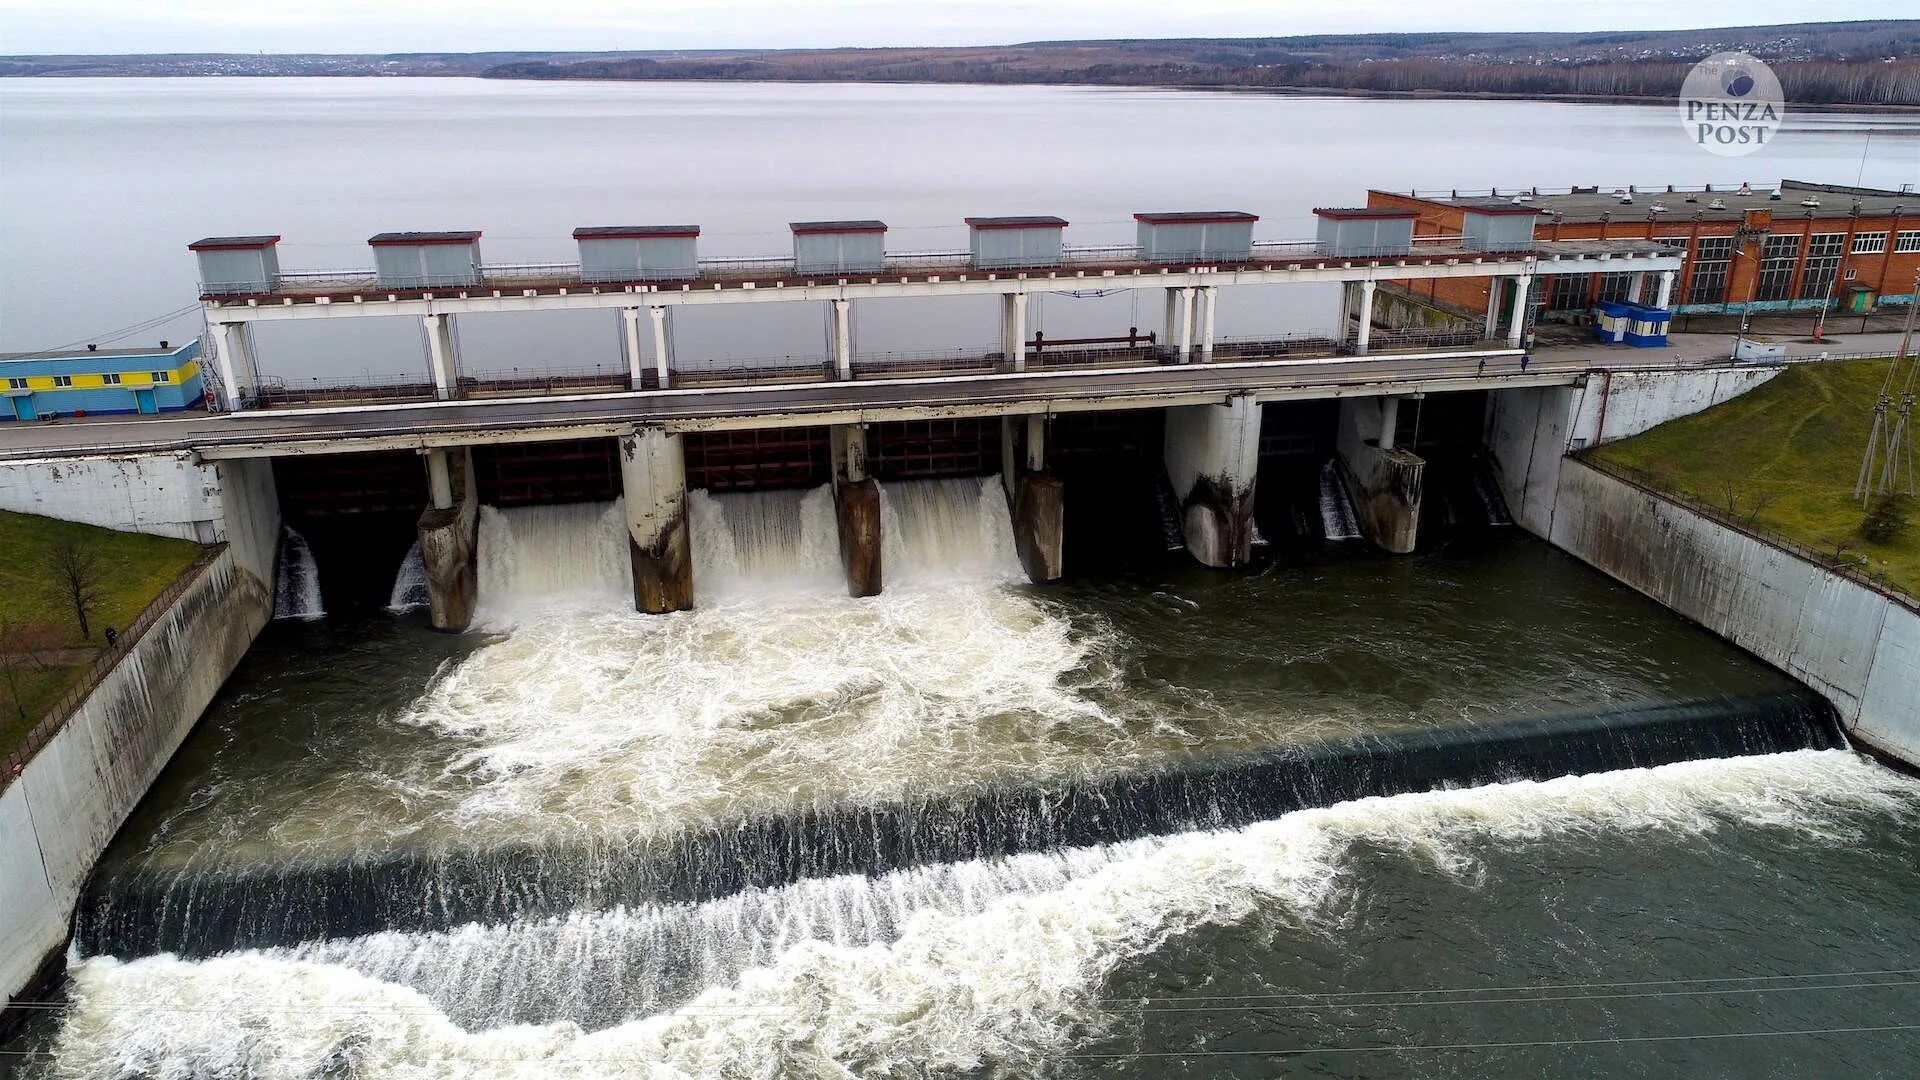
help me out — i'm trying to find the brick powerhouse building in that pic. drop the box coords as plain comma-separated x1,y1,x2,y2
1368,179,1919,324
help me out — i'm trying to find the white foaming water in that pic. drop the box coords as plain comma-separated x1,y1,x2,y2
386,540,428,612
1318,459,1361,541
690,484,841,599
271,526,324,621
880,475,1024,584
54,751,1917,1078
474,500,632,622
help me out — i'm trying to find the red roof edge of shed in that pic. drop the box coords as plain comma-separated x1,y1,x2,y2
368,231,484,246
1133,212,1259,224
1312,207,1418,220
188,235,281,251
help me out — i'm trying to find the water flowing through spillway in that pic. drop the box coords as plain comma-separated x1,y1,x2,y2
385,540,428,612
1317,459,1361,541
39,485,1909,1076
271,525,324,620
48,751,1920,1078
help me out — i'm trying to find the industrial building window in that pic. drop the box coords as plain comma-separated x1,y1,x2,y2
1801,234,1846,301
52,375,73,387
1852,232,1888,255
102,372,122,385
1897,230,1920,253
1597,273,1637,303
1756,235,1801,302
151,371,171,383
1547,277,1589,312
6,378,25,389
1688,236,1733,304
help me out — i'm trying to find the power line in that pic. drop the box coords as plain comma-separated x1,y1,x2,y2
6,304,205,361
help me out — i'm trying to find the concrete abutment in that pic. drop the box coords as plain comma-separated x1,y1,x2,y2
1003,415,1064,584
416,448,479,633
1162,396,1260,568
832,424,883,598
1337,396,1425,554
619,429,694,614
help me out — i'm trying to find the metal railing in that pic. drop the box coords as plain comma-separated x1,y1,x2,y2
3,548,223,792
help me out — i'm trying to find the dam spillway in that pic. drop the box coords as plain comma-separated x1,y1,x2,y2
17,480,1920,1075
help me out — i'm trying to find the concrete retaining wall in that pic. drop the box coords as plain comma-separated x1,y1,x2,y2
1545,459,1918,764
1563,366,1781,448
1,547,273,1003
0,453,222,542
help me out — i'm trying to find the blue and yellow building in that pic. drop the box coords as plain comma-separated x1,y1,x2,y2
2,341,206,422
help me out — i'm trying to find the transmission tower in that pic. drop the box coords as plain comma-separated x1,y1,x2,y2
1857,273,1920,504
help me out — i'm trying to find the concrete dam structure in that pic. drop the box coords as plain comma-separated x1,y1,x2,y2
4,196,1918,1076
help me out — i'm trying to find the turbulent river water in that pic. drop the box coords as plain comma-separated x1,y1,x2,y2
8,478,1919,1077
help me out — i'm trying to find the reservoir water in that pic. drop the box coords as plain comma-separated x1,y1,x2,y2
3,79,1919,1076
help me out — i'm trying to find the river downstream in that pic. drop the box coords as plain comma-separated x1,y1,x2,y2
9,479,1918,1076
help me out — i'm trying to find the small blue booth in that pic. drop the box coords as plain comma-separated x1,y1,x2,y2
1592,301,1671,348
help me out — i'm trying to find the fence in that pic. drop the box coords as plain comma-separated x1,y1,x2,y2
2,548,224,792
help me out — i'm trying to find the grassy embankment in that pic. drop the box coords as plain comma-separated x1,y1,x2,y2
0,510,202,758
1587,357,1919,600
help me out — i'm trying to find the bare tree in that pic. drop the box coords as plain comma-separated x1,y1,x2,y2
0,614,44,722
46,534,104,642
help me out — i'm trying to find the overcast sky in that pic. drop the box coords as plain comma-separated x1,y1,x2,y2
1,1,1911,55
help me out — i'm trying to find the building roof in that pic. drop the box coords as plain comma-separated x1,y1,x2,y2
368,231,483,246
1314,207,1416,220
1,342,194,364
965,216,1069,230
1134,211,1259,224
1413,180,1918,225
572,225,701,239
188,235,281,250
790,220,887,234
1453,201,1544,217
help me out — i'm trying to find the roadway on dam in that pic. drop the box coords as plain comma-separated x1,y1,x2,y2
0,343,1699,461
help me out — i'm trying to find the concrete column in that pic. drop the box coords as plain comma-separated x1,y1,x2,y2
1163,288,1181,360
417,447,478,632
1002,415,1063,583
211,322,249,410
1177,287,1196,363
622,307,644,389
1377,395,1401,452
425,448,454,509
619,428,693,614
1629,270,1647,305
1356,280,1377,355
1162,394,1261,567
1484,281,1502,339
1003,292,1029,372
832,299,852,380
1198,286,1218,362
648,306,671,390
1655,270,1675,309
1506,274,1533,348
831,424,881,598
424,314,459,400
1336,397,1424,554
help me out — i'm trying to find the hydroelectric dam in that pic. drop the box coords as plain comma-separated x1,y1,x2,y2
3,197,1918,1075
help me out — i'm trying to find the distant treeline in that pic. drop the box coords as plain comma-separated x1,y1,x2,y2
482,55,1920,107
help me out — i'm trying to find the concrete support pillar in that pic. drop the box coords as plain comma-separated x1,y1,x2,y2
1356,280,1377,355
1162,394,1261,568
1655,271,1675,310
211,321,251,410
424,314,460,400
1336,397,1424,554
425,448,454,509
648,306,671,390
1377,395,1401,452
417,447,478,632
1198,286,1218,362
1002,292,1028,372
622,307,644,389
1506,274,1533,348
619,428,693,614
832,299,852,380
1001,415,1063,583
1176,287,1196,363
1163,288,1181,360
831,424,881,598
1628,271,1647,305
1484,281,1502,339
